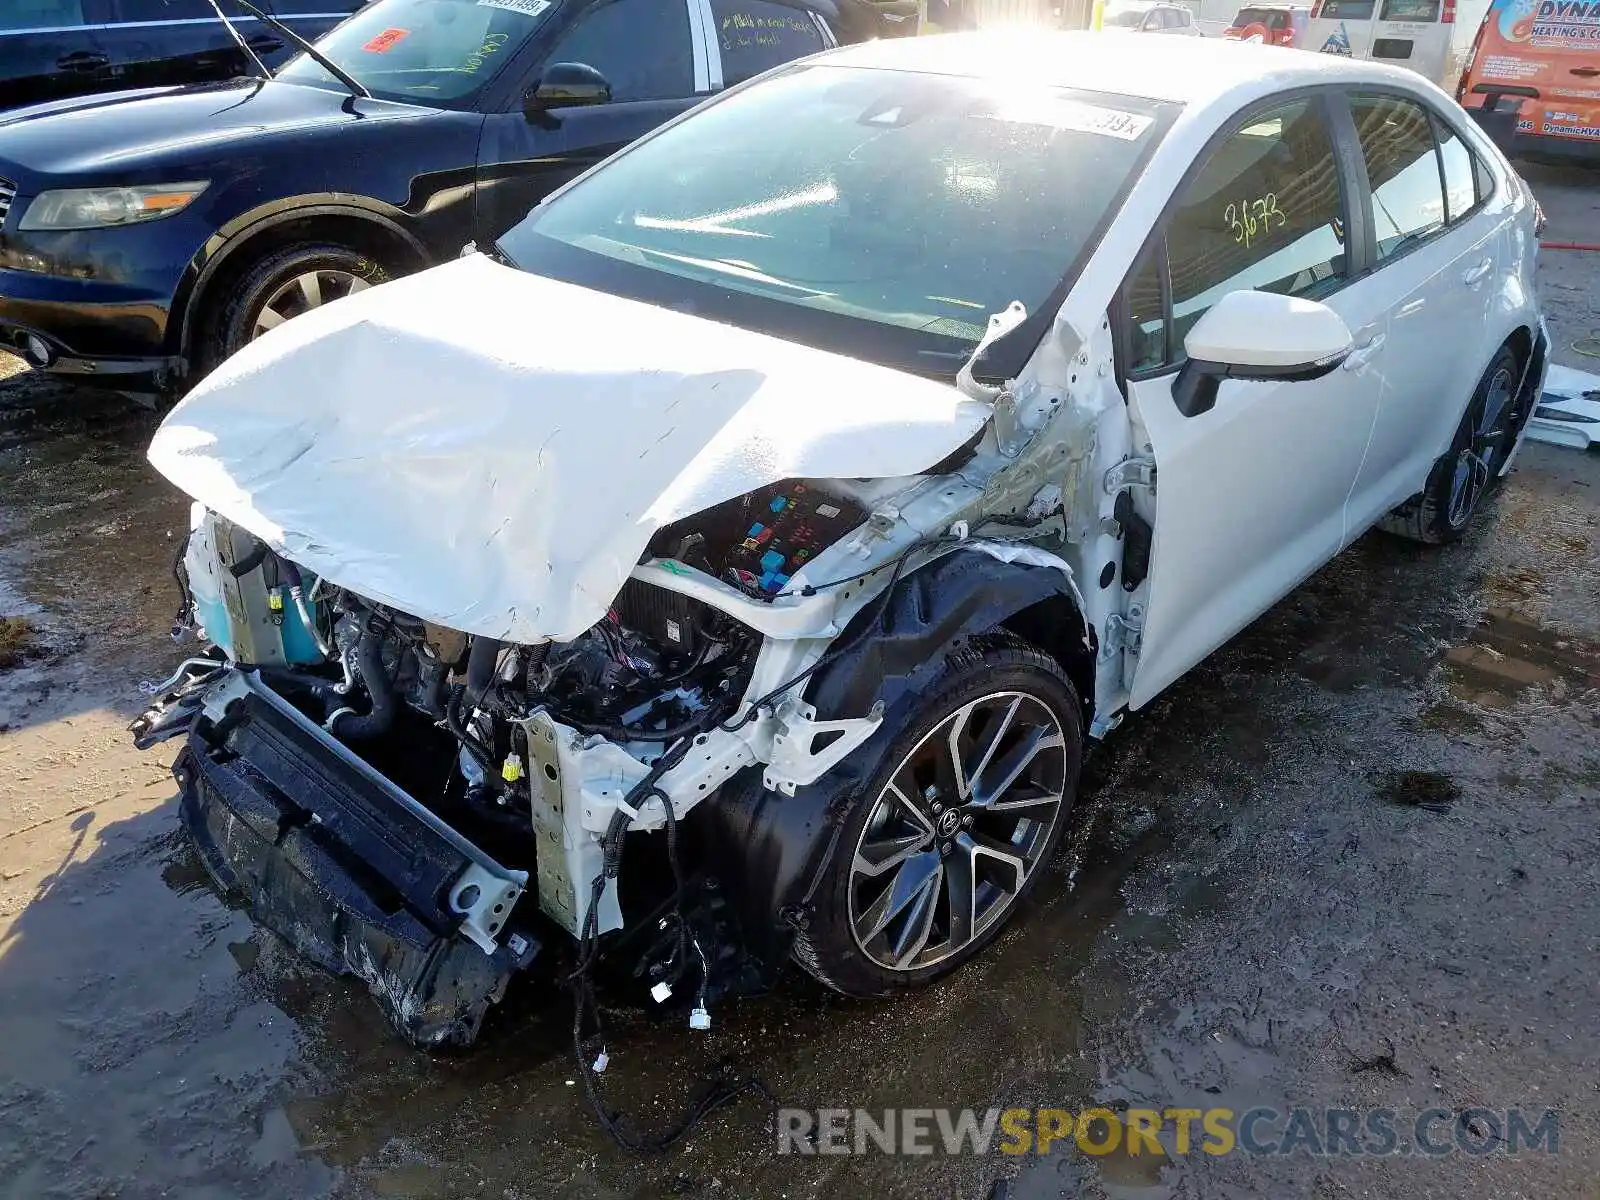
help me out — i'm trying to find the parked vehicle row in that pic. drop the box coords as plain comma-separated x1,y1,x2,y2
129,34,1547,1051
0,0,863,393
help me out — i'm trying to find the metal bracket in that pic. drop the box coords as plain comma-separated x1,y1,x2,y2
448,864,525,955
763,699,886,796
1103,456,1156,495
992,388,1026,457
1102,612,1143,657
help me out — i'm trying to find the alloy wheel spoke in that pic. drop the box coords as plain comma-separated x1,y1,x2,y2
983,782,1065,816
884,779,935,837
855,828,934,879
971,726,1065,809
888,865,943,967
962,830,1030,895
255,306,287,333
957,696,1022,802
943,843,978,950
296,271,324,309
856,849,942,947
345,275,372,296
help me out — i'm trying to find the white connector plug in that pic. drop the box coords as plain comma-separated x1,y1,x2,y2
689,1005,711,1031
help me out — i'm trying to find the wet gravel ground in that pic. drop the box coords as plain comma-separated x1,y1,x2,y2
1,166,1596,1200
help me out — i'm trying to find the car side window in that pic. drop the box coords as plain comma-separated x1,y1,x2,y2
711,0,826,86
1350,93,1446,260
1,0,88,27
544,0,694,102
1434,117,1479,225
1163,98,1348,358
1125,245,1168,372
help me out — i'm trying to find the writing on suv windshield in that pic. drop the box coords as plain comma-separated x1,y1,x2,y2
276,0,559,104
499,66,1172,369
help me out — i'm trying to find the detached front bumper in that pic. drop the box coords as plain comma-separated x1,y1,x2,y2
147,671,535,1048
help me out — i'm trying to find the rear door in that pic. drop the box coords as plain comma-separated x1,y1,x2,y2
1339,90,1502,535
1121,92,1392,708
94,0,260,91
475,0,706,244
0,1,114,110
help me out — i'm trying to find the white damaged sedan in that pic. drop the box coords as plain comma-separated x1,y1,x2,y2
134,33,1547,1054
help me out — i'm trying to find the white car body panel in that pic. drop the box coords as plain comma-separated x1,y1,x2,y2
148,255,990,644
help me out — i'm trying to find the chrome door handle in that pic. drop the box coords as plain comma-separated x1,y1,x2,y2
1342,332,1387,372
1462,258,1493,286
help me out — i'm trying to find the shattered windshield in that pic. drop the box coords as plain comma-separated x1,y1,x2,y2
276,0,558,105
498,66,1173,366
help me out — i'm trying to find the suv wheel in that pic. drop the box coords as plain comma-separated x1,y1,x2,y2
207,242,394,369
791,637,1083,996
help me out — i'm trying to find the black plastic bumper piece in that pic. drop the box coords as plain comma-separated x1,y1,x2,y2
175,694,533,1047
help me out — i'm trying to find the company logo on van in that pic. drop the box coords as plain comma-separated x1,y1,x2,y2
1497,0,1600,42
1319,21,1354,52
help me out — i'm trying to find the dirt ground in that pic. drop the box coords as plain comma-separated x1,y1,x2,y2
1,165,1596,1200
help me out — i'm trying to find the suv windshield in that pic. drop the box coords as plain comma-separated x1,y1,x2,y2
276,0,558,105
498,65,1173,374
1233,7,1289,25
1105,7,1152,25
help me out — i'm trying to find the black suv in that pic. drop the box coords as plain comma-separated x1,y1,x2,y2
0,0,869,394
0,1,368,112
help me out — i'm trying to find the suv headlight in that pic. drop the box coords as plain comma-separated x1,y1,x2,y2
18,182,209,231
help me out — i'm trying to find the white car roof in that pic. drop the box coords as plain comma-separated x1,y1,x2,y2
819,31,1439,109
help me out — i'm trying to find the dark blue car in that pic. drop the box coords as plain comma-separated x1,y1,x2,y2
0,0,870,394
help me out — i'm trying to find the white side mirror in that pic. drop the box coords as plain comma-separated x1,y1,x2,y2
1174,289,1354,417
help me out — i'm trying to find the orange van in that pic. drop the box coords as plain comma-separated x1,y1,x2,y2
1457,0,1600,162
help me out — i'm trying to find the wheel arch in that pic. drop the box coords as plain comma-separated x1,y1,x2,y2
170,199,431,372
692,548,1094,977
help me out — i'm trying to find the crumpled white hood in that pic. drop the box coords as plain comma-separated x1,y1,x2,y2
149,255,989,642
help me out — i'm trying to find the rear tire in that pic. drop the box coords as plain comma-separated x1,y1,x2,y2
1378,344,1521,545
790,634,1082,997
204,242,394,373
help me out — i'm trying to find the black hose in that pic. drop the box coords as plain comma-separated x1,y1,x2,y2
329,625,397,740
464,635,503,706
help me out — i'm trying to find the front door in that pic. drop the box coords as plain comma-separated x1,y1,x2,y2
1121,93,1394,709
475,0,705,245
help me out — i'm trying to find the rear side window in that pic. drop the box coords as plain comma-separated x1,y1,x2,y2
1378,0,1439,18
712,1,826,86
1315,0,1375,16
1350,93,1445,258
546,0,694,101
1162,99,1349,357
1435,118,1479,223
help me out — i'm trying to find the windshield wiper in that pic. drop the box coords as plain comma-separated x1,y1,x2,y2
234,0,372,99
203,0,271,80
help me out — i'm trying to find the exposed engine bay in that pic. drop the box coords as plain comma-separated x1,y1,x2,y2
133,476,901,1047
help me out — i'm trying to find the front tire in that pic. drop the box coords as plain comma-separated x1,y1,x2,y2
206,242,394,371
791,636,1083,997
1379,344,1521,545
